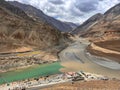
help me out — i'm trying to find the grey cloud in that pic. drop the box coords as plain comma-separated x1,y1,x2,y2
49,0,64,5
6,0,120,23
75,0,98,12
69,7,84,17
71,10,84,17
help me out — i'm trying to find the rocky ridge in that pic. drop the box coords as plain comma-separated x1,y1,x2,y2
8,1,78,32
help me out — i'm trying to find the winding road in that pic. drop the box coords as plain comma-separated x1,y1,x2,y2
59,37,120,79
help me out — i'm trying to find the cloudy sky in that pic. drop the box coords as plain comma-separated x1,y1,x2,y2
6,0,120,24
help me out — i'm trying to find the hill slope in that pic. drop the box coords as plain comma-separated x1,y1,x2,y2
0,0,67,53
72,13,103,34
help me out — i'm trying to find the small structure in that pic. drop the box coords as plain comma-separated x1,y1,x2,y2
72,76,84,81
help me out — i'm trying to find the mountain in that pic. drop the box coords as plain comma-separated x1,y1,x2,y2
104,3,120,20
64,22,78,30
72,3,120,62
72,3,120,42
0,0,67,53
8,1,77,32
72,13,103,34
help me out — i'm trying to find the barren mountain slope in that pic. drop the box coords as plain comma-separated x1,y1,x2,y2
72,13,103,35
80,3,120,41
0,0,67,53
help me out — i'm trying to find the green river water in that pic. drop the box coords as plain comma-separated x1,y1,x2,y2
0,62,63,85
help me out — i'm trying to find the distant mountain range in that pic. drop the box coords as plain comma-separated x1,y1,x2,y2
8,1,78,32
72,3,120,41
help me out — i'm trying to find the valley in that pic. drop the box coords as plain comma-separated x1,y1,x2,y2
1,37,120,90
0,0,120,90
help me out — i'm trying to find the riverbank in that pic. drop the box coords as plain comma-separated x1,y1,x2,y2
0,71,108,90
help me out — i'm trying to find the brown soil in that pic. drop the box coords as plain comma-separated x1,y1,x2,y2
95,40,120,52
42,80,120,90
87,45,120,63
87,40,120,63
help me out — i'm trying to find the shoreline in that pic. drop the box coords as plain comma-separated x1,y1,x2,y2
0,70,109,90
0,62,62,85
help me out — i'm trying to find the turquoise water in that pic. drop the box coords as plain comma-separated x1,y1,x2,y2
0,62,63,84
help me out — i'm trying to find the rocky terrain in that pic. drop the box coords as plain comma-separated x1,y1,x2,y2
0,0,70,71
73,3,120,42
72,13,103,35
0,0,70,51
0,51,57,72
8,1,78,32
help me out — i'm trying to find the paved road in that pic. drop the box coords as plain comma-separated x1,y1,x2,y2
59,38,120,79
